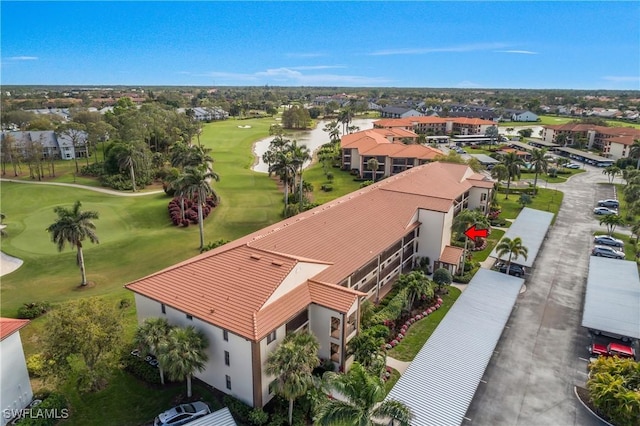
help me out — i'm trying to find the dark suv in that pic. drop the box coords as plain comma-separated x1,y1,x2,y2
494,262,525,277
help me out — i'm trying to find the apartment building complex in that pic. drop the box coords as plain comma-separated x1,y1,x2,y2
126,162,493,409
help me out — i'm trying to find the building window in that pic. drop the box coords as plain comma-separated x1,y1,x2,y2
330,317,341,339
161,304,166,314
267,330,277,344
186,314,193,320
224,351,230,366
481,192,487,202
225,375,231,390
223,330,229,341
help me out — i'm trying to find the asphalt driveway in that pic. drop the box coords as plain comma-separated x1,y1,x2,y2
465,167,616,425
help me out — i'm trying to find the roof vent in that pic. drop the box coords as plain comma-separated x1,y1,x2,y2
271,260,283,267
250,254,262,260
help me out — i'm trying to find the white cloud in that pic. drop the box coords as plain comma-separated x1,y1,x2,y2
496,50,538,55
602,76,640,82
369,43,509,56
197,67,390,86
6,56,38,61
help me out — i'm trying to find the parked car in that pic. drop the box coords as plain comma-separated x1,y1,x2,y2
589,342,636,359
593,235,624,247
154,402,210,426
493,261,525,277
591,245,625,259
566,163,581,169
593,207,618,215
597,199,620,208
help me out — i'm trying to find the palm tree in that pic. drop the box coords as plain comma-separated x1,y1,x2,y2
265,331,319,425
599,214,624,236
346,333,386,375
629,139,640,169
315,362,413,426
270,151,297,213
367,158,379,182
496,236,528,274
287,141,311,211
134,317,172,385
501,152,525,199
602,166,621,184
116,142,146,192
491,163,508,182
529,148,549,194
158,325,208,398
396,270,433,310
45,201,99,286
172,165,220,249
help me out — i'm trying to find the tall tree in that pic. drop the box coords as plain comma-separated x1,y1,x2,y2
501,152,525,199
315,362,413,426
529,148,549,193
41,298,123,392
484,125,499,147
116,141,146,192
602,166,621,184
46,201,99,286
158,326,209,398
57,122,87,173
266,331,319,425
496,236,528,274
288,141,311,211
134,317,173,385
172,165,220,249
270,150,297,213
367,158,379,182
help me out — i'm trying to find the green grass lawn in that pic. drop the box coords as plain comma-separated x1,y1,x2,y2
496,188,564,221
59,371,223,426
386,287,461,362
519,168,585,184
470,229,505,263
303,165,362,204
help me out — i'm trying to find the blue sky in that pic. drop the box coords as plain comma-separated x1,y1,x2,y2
1,1,639,89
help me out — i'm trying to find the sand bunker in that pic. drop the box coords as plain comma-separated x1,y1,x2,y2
1,251,23,276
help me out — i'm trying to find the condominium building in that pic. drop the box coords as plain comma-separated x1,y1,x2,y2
126,162,494,408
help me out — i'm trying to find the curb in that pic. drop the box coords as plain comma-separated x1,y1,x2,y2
573,386,615,426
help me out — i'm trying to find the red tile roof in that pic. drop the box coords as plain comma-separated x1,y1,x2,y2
341,130,443,160
0,317,29,341
127,162,493,341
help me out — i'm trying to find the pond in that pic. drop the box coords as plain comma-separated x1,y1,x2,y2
251,118,375,173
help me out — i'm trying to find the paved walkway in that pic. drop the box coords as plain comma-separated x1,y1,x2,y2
386,356,411,374
0,178,164,196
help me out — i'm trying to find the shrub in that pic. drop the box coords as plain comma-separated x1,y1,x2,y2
359,180,373,188
17,302,52,319
121,348,162,385
248,408,269,425
118,298,131,309
27,353,47,377
326,172,334,181
224,395,252,424
320,184,333,192
201,238,230,253
80,162,104,177
15,392,68,426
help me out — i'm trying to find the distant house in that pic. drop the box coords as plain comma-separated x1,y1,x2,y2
0,318,33,426
542,124,640,160
1,130,88,161
380,106,422,119
179,107,229,122
502,109,539,122
373,116,495,137
340,128,443,179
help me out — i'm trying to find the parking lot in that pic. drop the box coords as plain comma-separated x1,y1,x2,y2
465,166,617,425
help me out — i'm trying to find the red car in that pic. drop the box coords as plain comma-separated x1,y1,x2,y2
589,342,635,359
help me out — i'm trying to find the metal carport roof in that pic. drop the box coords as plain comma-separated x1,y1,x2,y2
489,207,554,268
385,268,523,426
186,408,237,426
582,256,640,340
